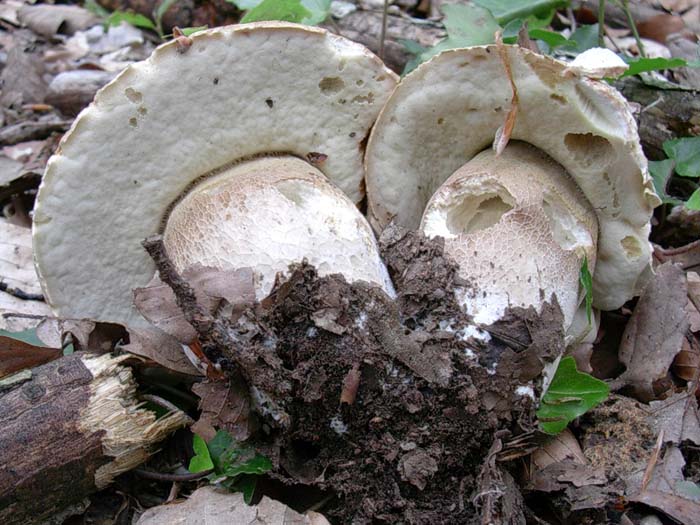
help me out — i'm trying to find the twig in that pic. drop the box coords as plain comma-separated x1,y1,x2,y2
622,0,646,57
141,394,195,425
598,0,605,48
379,0,389,61
134,468,213,482
0,281,44,301
640,429,664,492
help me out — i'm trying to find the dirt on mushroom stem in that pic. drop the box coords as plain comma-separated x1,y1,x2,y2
146,227,564,523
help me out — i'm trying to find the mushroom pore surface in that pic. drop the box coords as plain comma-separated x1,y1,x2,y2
33,23,397,327
163,156,395,299
365,45,659,313
421,142,598,328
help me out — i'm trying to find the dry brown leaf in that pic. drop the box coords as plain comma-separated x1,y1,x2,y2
654,240,700,272
630,490,700,524
647,391,700,446
133,265,255,344
531,429,586,472
0,219,51,331
17,5,98,38
0,334,61,378
637,13,686,43
121,327,201,376
0,33,46,108
0,155,23,186
493,31,519,156
191,377,252,441
136,486,329,525
688,272,700,332
618,263,689,402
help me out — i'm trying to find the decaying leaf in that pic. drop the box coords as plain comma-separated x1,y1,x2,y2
647,391,700,446
688,271,700,332
0,219,51,331
191,377,252,441
135,486,329,524
493,31,519,156
618,263,689,402
0,33,46,108
134,265,255,344
17,5,98,38
120,328,201,376
0,333,61,378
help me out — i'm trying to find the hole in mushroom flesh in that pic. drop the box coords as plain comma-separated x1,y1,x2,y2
421,142,598,328
162,155,395,300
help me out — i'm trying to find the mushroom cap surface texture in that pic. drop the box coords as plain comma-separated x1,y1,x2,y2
365,44,660,311
34,22,397,327
163,156,395,300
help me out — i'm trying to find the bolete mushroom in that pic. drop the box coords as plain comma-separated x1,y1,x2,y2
33,23,397,327
365,45,660,334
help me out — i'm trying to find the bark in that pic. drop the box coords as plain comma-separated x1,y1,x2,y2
0,352,189,525
614,77,700,159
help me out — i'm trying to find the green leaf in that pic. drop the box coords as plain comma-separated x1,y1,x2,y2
529,28,571,49
105,11,157,30
180,26,208,36
84,0,110,18
567,23,599,54
230,475,258,504
240,0,312,24
687,188,700,210
648,158,682,205
537,357,609,434
403,4,499,74
663,136,700,178
579,257,593,325
472,0,568,25
300,0,331,24
188,434,215,473
501,19,523,43
222,454,273,477
206,430,234,473
155,0,179,30
621,57,687,78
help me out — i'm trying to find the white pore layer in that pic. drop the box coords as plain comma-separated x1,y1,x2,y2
33,23,397,327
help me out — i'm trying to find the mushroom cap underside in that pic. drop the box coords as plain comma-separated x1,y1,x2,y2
365,44,660,311
33,22,397,327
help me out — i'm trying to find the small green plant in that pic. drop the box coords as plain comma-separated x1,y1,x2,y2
537,356,609,434
579,257,593,325
232,0,330,25
402,0,698,78
189,430,272,503
649,136,700,210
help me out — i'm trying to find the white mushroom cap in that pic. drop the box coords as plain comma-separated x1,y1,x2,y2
365,45,660,311
421,143,597,327
569,48,629,79
34,23,397,327
163,156,395,299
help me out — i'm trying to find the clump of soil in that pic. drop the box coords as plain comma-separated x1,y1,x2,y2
145,227,564,523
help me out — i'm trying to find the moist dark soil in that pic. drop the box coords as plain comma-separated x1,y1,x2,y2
147,227,565,524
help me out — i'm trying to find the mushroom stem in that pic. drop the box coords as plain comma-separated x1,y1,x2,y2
163,155,395,299
420,142,598,328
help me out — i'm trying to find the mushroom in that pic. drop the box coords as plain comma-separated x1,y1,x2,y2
33,23,397,328
365,45,660,335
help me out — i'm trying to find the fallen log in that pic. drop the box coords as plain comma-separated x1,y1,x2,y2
0,352,189,525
